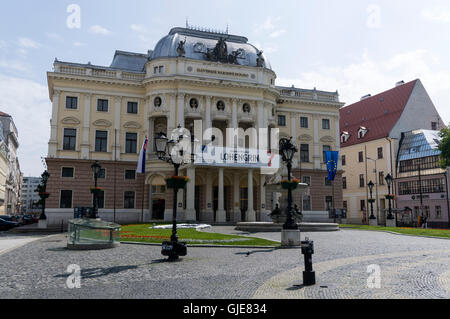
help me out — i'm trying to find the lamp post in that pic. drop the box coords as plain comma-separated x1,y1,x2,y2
91,161,102,219
155,127,192,261
368,180,376,220
385,173,394,220
39,170,50,220
279,137,298,230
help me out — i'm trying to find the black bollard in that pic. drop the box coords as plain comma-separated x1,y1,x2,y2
301,238,316,286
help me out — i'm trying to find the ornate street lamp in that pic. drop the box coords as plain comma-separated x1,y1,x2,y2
385,173,394,220
38,170,50,220
155,127,192,261
279,137,298,230
91,161,102,219
368,180,376,220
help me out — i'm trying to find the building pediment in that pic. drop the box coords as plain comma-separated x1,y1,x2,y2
123,121,142,129
61,117,80,125
92,119,112,127
320,136,335,143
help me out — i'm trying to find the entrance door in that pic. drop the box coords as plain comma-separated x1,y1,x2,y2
152,199,165,220
240,188,248,221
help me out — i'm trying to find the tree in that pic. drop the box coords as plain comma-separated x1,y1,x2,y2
438,126,450,169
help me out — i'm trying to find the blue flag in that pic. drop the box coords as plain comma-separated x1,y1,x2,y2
325,151,339,181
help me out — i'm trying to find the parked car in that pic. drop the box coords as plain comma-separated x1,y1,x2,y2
0,217,19,231
22,215,35,225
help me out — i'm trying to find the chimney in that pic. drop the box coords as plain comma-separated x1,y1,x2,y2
361,94,371,101
396,80,405,87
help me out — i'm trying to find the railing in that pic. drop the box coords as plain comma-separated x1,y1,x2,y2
279,89,338,102
55,64,145,82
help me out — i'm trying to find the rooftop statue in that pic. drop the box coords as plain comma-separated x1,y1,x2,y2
177,39,186,57
256,50,265,67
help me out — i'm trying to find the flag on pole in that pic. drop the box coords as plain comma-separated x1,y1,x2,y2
136,137,148,174
325,150,339,181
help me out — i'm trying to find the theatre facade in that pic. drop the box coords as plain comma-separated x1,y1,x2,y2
45,26,344,226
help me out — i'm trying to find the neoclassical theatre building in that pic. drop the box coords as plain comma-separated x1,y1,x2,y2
45,26,344,226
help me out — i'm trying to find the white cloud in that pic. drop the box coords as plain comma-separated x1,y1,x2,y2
0,60,31,72
129,24,156,49
73,42,86,47
89,25,112,35
422,6,450,23
277,49,450,122
17,37,41,49
0,74,51,176
130,24,147,33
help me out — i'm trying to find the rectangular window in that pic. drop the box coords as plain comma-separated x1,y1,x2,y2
97,99,109,112
63,128,76,150
342,177,347,189
323,145,331,163
61,167,74,178
300,144,310,162
325,177,332,186
60,190,72,209
95,131,108,153
300,117,308,128
98,168,106,179
159,66,164,73
322,119,330,130
277,115,286,126
65,96,78,109
379,171,385,185
124,191,135,209
125,170,136,180
360,200,366,211
436,206,442,219
125,133,137,153
342,155,346,166
377,147,384,159
432,122,438,131
343,201,348,210
399,156,440,173
127,101,138,114
302,176,311,186
398,178,445,195
359,174,365,188
302,195,311,211
358,151,364,163
325,196,333,211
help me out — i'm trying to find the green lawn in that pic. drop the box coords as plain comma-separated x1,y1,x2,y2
340,224,450,239
120,224,280,246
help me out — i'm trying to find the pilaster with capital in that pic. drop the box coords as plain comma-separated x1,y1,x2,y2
177,93,185,128
48,90,60,157
81,93,91,159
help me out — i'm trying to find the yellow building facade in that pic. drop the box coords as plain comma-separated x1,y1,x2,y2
46,27,343,226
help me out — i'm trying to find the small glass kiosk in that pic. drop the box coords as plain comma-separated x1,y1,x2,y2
68,219,121,250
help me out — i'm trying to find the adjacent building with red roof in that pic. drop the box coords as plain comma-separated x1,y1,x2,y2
339,79,445,225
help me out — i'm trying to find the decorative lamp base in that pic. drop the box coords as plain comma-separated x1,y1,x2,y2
369,218,378,227
281,229,301,247
386,219,396,228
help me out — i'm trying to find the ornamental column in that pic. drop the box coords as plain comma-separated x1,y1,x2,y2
81,93,91,159
185,167,196,221
313,116,320,169
233,172,241,222
205,96,212,130
205,170,213,221
114,96,122,161
149,117,155,153
260,174,270,221
216,168,226,222
177,93,185,128
247,169,256,222
48,90,60,157
168,93,176,135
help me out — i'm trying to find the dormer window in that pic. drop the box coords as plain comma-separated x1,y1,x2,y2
358,127,368,139
341,132,350,143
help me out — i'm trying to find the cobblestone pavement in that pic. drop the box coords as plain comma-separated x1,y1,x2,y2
0,228,448,299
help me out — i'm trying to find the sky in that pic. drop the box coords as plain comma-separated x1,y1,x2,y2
1,0,450,176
